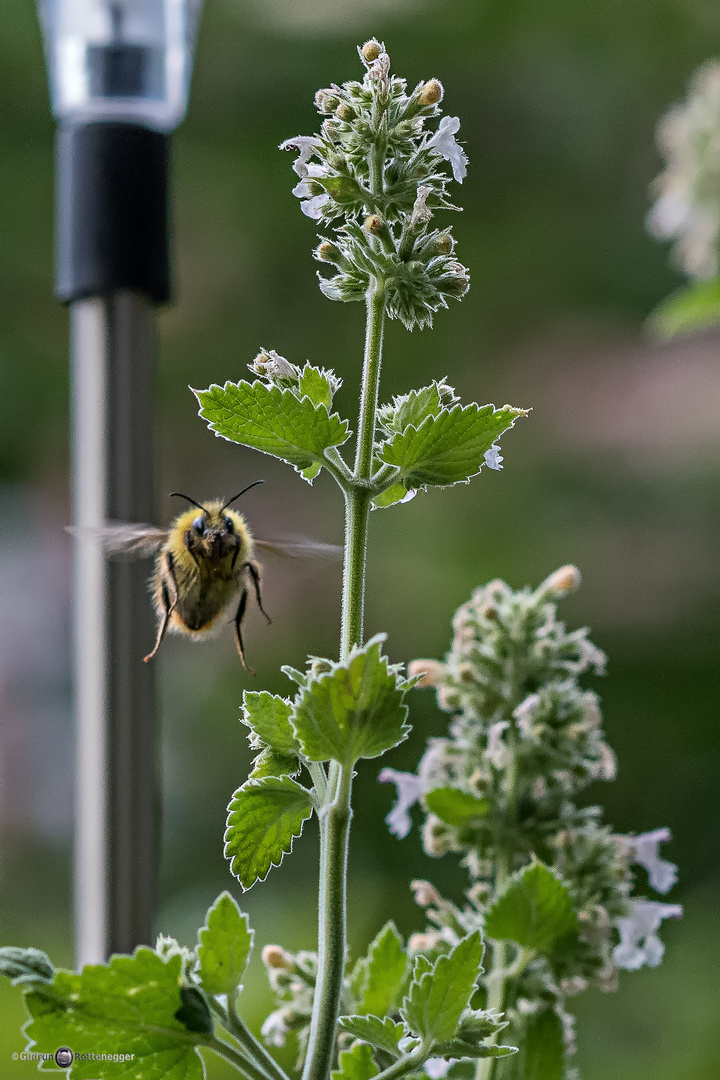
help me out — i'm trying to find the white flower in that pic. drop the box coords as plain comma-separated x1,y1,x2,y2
427,116,468,183
291,164,331,220
613,900,682,970
410,185,433,226
618,900,683,969
300,193,331,219
486,720,510,769
513,692,540,735
424,1059,455,1079
249,349,299,381
279,135,323,177
378,768,424,838
261,1009,291,1047
632,828,678,894
483,443,503,471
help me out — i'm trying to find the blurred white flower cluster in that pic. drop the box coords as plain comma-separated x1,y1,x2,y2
381,568,681,1065
648,61,720,279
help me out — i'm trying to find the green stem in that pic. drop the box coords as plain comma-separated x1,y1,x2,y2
204,1033,272,1080
227,998,292,1080
477,658,523,1080
340,285,386,659
371,1048,428,1080
303,279,386,1080
302,763,354,1080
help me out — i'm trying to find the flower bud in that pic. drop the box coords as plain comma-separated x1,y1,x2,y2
315,90,340,113
336,102,356,121
418,79,444,106
467,882,491,905
435,378,458,405
422,813,453,857
361,39,383,62
410,879,442,907
314,241,342,264
436,685,461,711
431,234,453,255
408,659,443,687
442,273,470,297
408,932,441,953
541,564,581,597
262,944,295,971
363,214,386,236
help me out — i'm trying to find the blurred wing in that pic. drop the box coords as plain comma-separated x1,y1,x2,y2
67,522,168,557
255,536,343,561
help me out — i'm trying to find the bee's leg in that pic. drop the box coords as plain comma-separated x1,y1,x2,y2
243,560,272,624
233,588,254,674
144,552,179,663
144,582,173,663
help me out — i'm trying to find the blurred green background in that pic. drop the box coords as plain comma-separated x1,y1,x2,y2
1,1,719,1077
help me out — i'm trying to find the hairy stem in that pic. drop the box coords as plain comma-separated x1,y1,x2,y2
477,657,523,1080
302,763,354,1080
204,1033,273,1080
340,284,386,658
304,281,386,1080
224,997,292,1080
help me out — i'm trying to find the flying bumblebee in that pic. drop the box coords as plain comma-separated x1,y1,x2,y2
91,481,339,671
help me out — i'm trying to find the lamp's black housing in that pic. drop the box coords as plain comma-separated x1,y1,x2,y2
56,121,170,304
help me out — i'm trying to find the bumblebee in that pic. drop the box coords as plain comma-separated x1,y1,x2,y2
93,482,338,671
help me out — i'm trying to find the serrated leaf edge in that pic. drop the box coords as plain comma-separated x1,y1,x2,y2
224,777,315,891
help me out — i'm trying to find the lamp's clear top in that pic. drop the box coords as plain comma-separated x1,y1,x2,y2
39,0,203,130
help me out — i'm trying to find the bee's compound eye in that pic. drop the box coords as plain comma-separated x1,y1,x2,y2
224,516,235,533
192,516,205,535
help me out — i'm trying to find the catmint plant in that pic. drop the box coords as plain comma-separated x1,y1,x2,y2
648,59,720,336
379,568,681,1079
0,38,677,1080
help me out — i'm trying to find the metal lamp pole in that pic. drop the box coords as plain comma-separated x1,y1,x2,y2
38,0,203,966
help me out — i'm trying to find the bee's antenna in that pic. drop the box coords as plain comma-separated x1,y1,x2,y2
170,492,210,514
222,481,264,511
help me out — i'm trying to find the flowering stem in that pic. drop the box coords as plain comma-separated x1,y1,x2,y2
304,280,386,1080
477,659,523,1080
340,283,386,658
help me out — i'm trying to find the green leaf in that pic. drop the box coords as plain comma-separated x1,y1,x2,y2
225,777,314,889
433,1009,514,1060
0,946,54,987
425,788,489,827
195,380,350,481
377,404,527,488
522,1008,565,1080
195,891,254,998
338,1016,405,1058
378,385,445,435
352,922,408,1018
401,931,485,1045
433,1039,516,1059
23,949,205,1079
241,691,301,754
298,365,338,410
249,747,300,779
290,636,410,765
649,278,720,339
484,862,577,953
371,482,412,509
301,462,323,482
332,1040,379,1080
